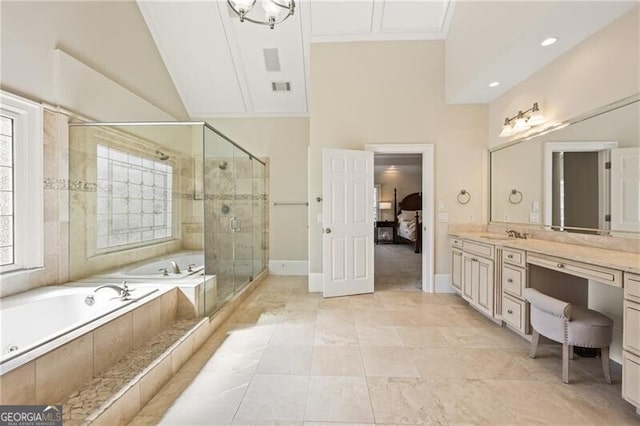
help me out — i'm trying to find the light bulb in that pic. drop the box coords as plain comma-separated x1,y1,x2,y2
232,0,254,11
498,118,513,138
512,112,531,133
527,102,546,126
262,0,282,19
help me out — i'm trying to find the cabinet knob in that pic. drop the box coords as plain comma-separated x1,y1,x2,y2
507,255,513,259
507,309,513,314
557,263,564,269
507,278,513,283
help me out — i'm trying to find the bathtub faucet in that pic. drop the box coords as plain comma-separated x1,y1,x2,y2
170,261,181,274
85,281,133,305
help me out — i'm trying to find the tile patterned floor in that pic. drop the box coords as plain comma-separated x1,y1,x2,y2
130,276,640,425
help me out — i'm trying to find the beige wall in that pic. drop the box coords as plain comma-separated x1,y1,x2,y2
0,1,186,120
309,40,488,276
488,7,639,148
206,118,309,262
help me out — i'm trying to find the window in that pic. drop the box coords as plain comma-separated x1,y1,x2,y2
0,116,14,266
96,144,173,250
0,91,43,273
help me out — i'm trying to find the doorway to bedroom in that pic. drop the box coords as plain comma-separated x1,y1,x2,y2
373,152,424,292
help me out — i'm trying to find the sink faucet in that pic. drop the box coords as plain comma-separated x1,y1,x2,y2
506,229,529,239
170,261,181,274
86,281,132,305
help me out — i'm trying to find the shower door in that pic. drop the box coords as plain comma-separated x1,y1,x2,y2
232,149,253,293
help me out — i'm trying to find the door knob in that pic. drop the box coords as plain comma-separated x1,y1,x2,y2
325,228,332,234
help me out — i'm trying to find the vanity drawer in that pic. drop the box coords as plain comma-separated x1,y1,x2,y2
502,294,526,333
622,350,640,408
463,240,494,260
624,273,640,303
623,300,640,356
502,264,525,298
451,237,463,249
502,248,526,268
527,254,622,288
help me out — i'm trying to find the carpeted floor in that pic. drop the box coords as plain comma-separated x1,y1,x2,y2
374,243,422,291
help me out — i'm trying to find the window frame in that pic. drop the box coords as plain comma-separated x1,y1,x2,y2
0,91,44,274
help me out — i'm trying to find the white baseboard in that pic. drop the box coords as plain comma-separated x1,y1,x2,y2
308,273,323,293
268,260,309,276
435,274,455,293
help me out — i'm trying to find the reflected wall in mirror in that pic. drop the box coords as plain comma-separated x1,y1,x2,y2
490,97,640,236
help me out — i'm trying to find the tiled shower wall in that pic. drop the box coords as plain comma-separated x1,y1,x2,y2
68,125,203,281
1,110,70,298
203,157,268,303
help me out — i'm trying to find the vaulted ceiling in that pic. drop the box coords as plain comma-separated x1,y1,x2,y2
137,0,636,119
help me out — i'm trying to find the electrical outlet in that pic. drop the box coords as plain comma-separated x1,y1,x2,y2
529,212,540,223
316,213,323,223
503,213,510,221
438,213,449,223
467,214,474,222
532,201,540,212
438,201,446,212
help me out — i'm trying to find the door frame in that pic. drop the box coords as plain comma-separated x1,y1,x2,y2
365,144,435,293
543,141,618,230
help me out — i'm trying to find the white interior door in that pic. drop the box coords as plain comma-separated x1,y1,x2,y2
322,148,374,298
611,147,640,233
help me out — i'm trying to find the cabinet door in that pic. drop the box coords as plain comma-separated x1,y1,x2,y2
451,249,463,293
476,257,495,317
462,254,474,302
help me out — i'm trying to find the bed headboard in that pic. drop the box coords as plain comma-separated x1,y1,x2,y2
398,192,422,211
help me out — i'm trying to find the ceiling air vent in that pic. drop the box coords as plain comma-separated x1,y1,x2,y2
271,81,291,92
263,48,281,72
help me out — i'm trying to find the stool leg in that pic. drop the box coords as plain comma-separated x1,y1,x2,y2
601,347,612,384
529,330,540,359
562,343,570,384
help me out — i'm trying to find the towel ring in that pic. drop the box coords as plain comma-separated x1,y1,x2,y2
509,189,523,204
457,189,471,205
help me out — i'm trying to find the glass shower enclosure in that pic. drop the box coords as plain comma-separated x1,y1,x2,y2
68,122,267,318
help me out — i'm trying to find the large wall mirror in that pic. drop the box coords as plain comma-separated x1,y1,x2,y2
490,95,640,237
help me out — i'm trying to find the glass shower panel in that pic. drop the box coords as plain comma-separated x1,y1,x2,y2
233,147,253,294
203,127,235,315
253,158,267,277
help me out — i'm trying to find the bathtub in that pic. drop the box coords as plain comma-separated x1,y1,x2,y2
0,286,157,365
95,251,205,280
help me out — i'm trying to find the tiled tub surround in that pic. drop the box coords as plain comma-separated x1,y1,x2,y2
68,124,204,282
93,250,204,281
0,285,158,364
67,268,267,425
0,286,178,405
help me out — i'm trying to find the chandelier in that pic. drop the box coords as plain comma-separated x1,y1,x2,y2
227,0,295,29
499,102,547,138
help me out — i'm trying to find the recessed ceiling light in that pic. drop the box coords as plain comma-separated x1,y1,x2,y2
541,37,558,47
489,81,500,88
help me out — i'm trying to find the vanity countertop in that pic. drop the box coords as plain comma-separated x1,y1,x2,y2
449,232,640,274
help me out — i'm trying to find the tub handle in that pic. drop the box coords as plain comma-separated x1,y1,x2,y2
187,263,196,272
158,268,169,276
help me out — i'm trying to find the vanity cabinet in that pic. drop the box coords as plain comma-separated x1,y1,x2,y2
623,272,640,412
501,247,528,334
451,238,495,318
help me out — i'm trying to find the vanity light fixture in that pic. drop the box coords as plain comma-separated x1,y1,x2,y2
541,36,558,47
489,81,500,88
227,0,295,29
499,102,547,138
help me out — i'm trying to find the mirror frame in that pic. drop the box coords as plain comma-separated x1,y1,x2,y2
489,93,640,236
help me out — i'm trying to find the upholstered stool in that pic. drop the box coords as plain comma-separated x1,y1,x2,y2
523,288,614,384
